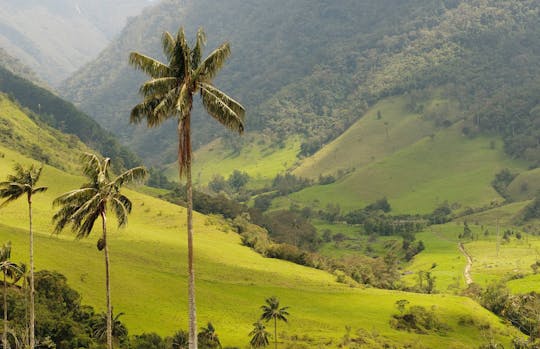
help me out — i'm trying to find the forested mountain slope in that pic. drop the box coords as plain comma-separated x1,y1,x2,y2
0,64,140,169
61,0,540,168
0,0,153,85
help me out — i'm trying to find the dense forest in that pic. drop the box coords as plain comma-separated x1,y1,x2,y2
60,0,540,166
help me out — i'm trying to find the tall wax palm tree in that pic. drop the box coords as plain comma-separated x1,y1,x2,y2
260,297,289,349
0,164,47,348
52,153,146,349
249,321,270,348
0,241,21,349
129,27,245,349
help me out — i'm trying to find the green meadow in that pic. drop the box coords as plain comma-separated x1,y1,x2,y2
405,204,540,295
164,133,302,188
0,98,523,347
283,97,527,214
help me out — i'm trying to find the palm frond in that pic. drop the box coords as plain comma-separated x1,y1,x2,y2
176,83,192,118
129,52,171,78
110,197,130,228
0,183,25,207
200,84,244,134
191,27,207,69
194,42,231,83
53,188,96,207
199,83,245,120
81,153,102,181
113,167,147,187
130,97,167,127
139,77,178,98
161,31,176,62
172,27,191,78
32,186,48,195
153,87,181,118
77,209,101,239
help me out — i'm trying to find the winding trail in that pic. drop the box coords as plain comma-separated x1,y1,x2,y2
458,242,473,285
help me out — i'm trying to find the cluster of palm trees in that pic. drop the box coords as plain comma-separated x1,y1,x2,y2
250,297,290,349
0,164,47,348
0,157,146,348
0,25,246,349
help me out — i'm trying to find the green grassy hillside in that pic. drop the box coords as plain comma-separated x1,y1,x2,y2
164,133,301,188
294,96,444,178
508,168,540,201
0,94,91,172
282,98,527,214
0,107,522,347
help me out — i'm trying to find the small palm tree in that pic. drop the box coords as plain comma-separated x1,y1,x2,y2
171,329,189,349
0,241,21,349
92,310,128,346
249,321,270,348
197,322,221,349
129,27,245,349
260,297,289,349
0,164,47,349
53,153,146,349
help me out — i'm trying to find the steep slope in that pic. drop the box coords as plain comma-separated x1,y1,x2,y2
0,47,43,86
0,125,522,348
61,0,540,170
0,0,153,85
0,65,140,169
59,0,451,165
0,93,91,171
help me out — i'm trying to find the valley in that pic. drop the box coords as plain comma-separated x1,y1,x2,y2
0,0,539,348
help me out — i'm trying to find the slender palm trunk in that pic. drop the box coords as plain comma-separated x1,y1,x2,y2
183,113,197,349
28,195,35,349
25,278,28,349
101,212,113,349
274,317,277,349
3,271,7,349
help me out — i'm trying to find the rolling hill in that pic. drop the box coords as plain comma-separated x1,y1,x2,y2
258,95,528,216
0,92,522,348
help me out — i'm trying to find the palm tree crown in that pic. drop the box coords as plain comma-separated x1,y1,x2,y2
0,164,47,206
129,27,245,176
52,153,147,237
260,296,290,324
249,321,270,348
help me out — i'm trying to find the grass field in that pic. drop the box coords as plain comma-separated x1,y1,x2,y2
285,116,526,214
294,96,439,179
164,133,301,188
405,202,540,296
0,103,524,347
507,167,540,201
